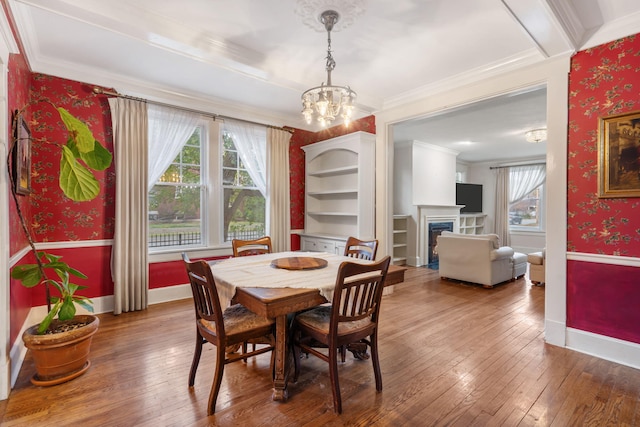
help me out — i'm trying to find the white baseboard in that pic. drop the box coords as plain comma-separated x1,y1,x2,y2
566,327,640,370
9,284,191,389
544,318,566,347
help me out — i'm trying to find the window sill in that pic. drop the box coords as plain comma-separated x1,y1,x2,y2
149,245,232,263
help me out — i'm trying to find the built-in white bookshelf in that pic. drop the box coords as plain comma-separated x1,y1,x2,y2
300,132,375,253
459,213,486,235
393,215,409,265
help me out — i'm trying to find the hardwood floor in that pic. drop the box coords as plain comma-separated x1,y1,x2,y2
2,267,640,426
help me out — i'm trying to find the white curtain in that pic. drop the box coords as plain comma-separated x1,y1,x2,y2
267,128,291,252
147,104,201,190
108,98,149,315
224,119,267,197
509,164,546,203
494,168,511,247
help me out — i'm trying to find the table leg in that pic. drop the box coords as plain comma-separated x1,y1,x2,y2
272,314,289,401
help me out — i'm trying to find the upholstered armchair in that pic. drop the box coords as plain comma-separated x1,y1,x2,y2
435,231,515,288
527,249,545,285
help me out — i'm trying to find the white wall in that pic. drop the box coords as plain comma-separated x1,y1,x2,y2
411,141,458,206
393,141,413,214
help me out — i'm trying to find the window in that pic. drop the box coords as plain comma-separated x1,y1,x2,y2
148,118,267,252
509,185,544,230
222,131,266,242
149,127,203,248
508,164,546,232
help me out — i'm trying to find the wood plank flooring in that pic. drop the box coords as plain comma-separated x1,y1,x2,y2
2,267,640,426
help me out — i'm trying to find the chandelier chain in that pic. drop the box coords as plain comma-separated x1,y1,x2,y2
301,9,356,127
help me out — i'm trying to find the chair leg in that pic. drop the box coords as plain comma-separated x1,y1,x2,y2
292,331,301,382
340,345,346,363
328,344,342,414
207,345,226,415
189,332,204,387
242,342,248,363
370,333,382,392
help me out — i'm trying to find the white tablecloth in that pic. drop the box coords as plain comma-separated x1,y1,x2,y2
210,251,371,309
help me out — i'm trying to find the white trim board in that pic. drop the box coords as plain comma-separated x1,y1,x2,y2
566,327,640,371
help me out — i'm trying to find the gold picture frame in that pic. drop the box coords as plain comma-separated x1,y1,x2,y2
598,110,640,198
12,112,32,195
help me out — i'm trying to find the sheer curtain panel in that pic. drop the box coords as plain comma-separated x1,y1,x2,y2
108,98,149,315
494,167,511,247
509,165,546,203
147,104,201,190
267,128,291,252
224,119,267,197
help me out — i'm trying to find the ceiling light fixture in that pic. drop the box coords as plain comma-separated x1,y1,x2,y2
525,128,547,143
301,10,356,127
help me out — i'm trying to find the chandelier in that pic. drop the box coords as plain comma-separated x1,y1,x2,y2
525,128,547,143
301,10,356,127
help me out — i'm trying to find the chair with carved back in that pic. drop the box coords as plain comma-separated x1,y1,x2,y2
231,236,273,354
343,236,378,261
292,256,391,414
340,236,379,361
232,236,272,257
182,253,275,415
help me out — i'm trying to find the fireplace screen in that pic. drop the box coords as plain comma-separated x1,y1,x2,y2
428,222,453,269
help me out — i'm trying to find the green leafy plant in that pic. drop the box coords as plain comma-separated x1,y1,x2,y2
11,252,93,334
8,102,112,334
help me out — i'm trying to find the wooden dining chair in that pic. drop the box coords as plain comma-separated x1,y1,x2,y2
292,256,391,414
344,236,378,261
232,236,273,257
339,236,380,362
182,253,275,415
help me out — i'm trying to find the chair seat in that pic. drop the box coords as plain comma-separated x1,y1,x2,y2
200,304,274,336
527,252,544,265
296,305,373,335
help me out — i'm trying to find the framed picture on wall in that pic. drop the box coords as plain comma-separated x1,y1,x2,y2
12,111,32,195
598,110,640,198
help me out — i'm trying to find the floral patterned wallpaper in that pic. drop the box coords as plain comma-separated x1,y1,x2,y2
27,75,115,243
568,35,640,257
8,53,31,256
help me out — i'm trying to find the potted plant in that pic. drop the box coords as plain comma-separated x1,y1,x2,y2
8,100,112,386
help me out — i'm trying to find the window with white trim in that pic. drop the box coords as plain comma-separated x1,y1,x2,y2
508,164,546,232
147,119,267,251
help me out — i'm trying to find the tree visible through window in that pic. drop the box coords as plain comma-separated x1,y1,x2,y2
148,127,202,248
222,131,265,242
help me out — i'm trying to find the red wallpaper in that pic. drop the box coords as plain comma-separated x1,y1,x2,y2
8,53,31,256
568,35,640,257
29,75,115,242
567,34,640,344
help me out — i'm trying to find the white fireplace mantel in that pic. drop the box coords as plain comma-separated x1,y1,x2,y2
415,205,463,267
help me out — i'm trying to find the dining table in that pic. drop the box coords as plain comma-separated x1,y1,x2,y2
209,251,406,402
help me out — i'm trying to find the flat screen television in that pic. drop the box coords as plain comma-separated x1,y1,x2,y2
456,183,483,213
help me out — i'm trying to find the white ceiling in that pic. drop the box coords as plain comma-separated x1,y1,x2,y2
7,0,640,162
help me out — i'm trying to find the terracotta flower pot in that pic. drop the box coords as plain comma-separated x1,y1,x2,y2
22,314,99,386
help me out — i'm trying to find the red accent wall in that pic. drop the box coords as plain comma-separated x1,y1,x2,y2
567,34,640,343
567,260,640,343
29,75,115,242
8,53,31,256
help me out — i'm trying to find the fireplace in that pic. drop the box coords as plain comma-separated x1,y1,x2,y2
415,205,461,267
427,222,453,269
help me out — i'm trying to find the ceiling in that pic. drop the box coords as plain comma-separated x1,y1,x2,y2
6,0,640,162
